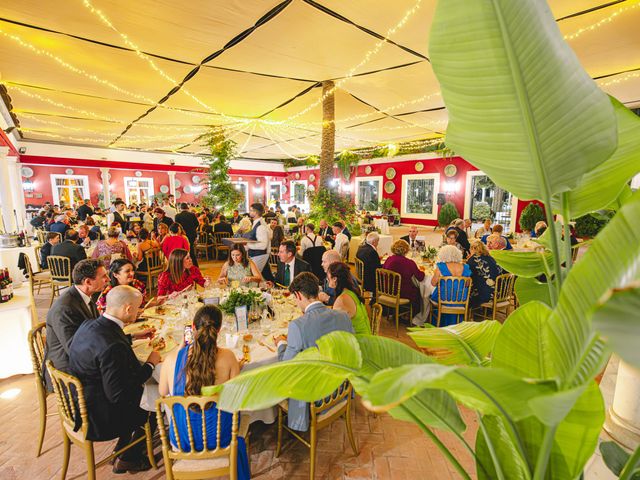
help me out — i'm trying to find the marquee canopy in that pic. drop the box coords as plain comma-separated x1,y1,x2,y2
1,0,639,160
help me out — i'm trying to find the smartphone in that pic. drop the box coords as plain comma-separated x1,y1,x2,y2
184,325,193,345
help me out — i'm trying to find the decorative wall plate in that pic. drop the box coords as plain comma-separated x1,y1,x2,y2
295,172,301,180
307,184,316,192
65,168,74,175
175,191,181,199
309,173,316,182
183,185,192,194
159,185,169,193
255,178,261,185
415,162,424,172
192,175,201,184
444,164,457,177
385,168,396,180
384,181,396,194
20,166,34,178
174,179,182,188
135,170,142,177
364,166,372,175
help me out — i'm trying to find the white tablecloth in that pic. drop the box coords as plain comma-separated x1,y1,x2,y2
373,218,390,235
0,243,40,283
348,234,393,263
0,284,36,378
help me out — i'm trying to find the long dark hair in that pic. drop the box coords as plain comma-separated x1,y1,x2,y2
167,248,189,284
184,306,223,396
108,258,135,287
228,243,249,268
327,262,363,303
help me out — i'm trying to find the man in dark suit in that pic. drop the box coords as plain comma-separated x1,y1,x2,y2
341,221,352,241
68,285,160,473
49,215,70,235
401,225,424,250
213,214,234,237
112,200,129,231
40,232,61,270
452,219,471,256
271,240,310,287
76,198,94,221
318,219,333,244
175,202,200,267
30,210,47,229
51,230,88,269
356,232,382,297
44,259,109,390
153,207,173,232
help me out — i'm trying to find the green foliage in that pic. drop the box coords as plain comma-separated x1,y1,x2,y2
283,155,319,171
201,129,243,213
336,151,360,182
575,213,609,238
371,146,389,158
307,188,357,228
219,289,264,315
438,202,459,227
378,198,395,215
599,442,640,480
519,202,545,233
472,201,491,221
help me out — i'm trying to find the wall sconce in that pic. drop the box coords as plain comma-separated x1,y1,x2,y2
444,181,458,193
254,187,264,194
22,180,34,191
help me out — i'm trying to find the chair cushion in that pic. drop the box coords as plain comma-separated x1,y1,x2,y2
480,300,511,309
377,294,410,306
172,456,230,472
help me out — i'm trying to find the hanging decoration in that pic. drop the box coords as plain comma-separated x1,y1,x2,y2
201,128,243,213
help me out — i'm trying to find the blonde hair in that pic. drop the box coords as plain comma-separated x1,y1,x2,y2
390,239,410,256
437,245,463,263
470,239,490,256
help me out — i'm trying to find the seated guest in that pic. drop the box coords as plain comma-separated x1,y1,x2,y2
533,221,547,238
30,210,47,229
318,219,332,243
49,214,70,235
76,198,94,221
299,224,324,255
68,286,160,473
327,262,371,335
230,209,241,225
213,214,234,236
451,218,471,256
96,258,149,313
84,216,103,240
44,260,109,390
443,228,464,253
475,218,492,239
564,224,579,246
44,211,55,230
157,248,209,296
318,250,342,305
356,232,382,298
383,240,425,313
217,244,263,288
197,215,214,237
332,222,350,260
153,207,173,232
162,223,190,259
274,272,354,431
136,228,160,271
271,240,310,288
158,305,249,479
463,219,473,237
76,225,93,247
467,240,504,308
481,224,513,250
40,232,61,270
91,226,133,268
155,222,170,244
430,245,472,326
126,222,142,240
52,229,88,269
269,217,285,248
401,225,424,250
487,234,508,251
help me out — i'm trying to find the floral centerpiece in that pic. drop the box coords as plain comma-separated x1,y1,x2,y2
219,288,264,316
421,245,439,262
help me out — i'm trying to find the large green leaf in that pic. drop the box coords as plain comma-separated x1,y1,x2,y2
408,321,502,366
552,97,640,217
593,285,640,369
476,415,530,480
515,277,552,308
548,191,640,387
491,250,554,278
429,0,617,201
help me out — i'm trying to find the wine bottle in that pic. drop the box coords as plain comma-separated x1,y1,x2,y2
5,268,12,299
0,270,8,303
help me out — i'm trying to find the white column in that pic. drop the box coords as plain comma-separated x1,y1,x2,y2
605,361,640,449
8,157,27,231
168,171,176,197
0,147,18,232
100,168,111,208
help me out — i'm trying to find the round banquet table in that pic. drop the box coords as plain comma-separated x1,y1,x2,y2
0,283,37,378
0,242,40,283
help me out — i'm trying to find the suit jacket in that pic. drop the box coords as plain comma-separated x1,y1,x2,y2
175,210,200,243
153,216,173,232
278,302,354,431
213,221,234,237
76,204,94,221
49,221,70,235
274,257,310,286
343,226,352,240
400,235,424,250
356,242,381,293
455,227,471,253
40,241,53,270
44,285,99,389
51,240,87,269
68,316,153,441
112,211,128,231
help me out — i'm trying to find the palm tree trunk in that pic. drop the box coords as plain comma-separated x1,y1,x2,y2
319,80,336,190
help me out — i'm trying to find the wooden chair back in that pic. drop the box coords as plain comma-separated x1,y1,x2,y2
47,256,72,283
213,232,231,246
310,380,353,427
433,276,472,326
494,273,516,305
269,247,279,271
47,360,90,444
375,269,401,300
196,232,210,247
369,303,382,336
36,229,47,244
354,257,364,285
29,323,51,456
145,248,165,273
156,395,240,480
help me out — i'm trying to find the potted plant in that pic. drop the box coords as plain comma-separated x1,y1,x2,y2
437,201,459,228
519,202,546,234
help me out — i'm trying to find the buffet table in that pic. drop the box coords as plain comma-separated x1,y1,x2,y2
0,243,40,283
0,284,36,378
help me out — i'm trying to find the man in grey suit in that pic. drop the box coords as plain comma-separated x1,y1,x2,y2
275,272,354,431
51,229,87,270
44,259,109,390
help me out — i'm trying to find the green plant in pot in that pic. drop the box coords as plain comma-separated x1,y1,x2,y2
203,2,640,479
378,198,394,215
519,202,545,234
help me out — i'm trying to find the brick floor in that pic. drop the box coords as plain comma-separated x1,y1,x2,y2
0,257,479,479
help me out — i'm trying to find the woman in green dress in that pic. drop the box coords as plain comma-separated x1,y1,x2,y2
327,262,371,335
217,244,263,288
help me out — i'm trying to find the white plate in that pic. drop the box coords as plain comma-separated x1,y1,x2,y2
159,185,169,193
192,175,201,184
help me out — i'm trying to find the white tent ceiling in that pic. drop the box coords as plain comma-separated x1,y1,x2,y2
1,0,639,161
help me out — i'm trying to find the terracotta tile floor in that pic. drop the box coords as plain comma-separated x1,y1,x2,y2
1,245,479,479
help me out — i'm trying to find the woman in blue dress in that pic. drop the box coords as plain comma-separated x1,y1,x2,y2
159,305,250,479
467,240,504,308
430,245,472,326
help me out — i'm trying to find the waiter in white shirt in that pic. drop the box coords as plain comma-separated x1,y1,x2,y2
162,198,177,220
243,203,272,273
332,222,349,260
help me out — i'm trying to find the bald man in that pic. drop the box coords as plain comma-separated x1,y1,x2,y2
69,285,160,473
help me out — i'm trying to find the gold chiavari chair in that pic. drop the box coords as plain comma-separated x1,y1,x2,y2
354,257,372,305
269,247,279,274
155,395,250,480
136,248,165,296
29,323,54,457
369,303,383,336
47,361,157,480
195,232,214,261
212,232,231,260
430,276,472,327
35,229,47,245
375,269,412,337
478,273,516,321
47,255,72,307
276,380,358,480
23,253,52,295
